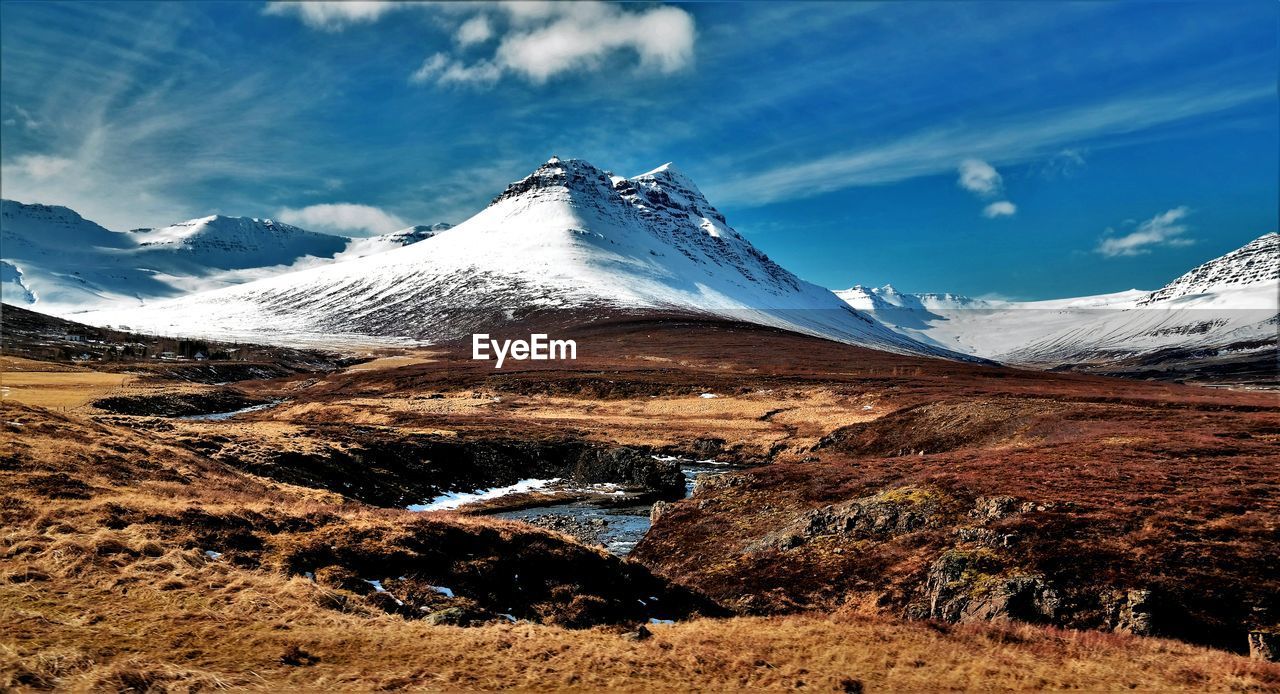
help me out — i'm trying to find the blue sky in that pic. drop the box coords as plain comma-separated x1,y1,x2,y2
1,1,1275,299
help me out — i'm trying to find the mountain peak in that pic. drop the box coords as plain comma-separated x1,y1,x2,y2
490,157,615,207
1138,232,1279,305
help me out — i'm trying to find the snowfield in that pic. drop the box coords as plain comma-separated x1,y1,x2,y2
836,233,1278,365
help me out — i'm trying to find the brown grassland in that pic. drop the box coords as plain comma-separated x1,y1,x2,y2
2,316,1278,690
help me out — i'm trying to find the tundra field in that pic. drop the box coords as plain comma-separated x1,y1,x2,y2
2,312,1278,691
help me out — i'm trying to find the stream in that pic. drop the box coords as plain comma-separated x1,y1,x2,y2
177,400,283,421
493,459,732,556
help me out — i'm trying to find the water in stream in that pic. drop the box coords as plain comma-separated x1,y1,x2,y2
494,460,732,556
177,401,282,421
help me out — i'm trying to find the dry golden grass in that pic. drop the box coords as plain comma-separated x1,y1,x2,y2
4,556,1277,693
1,369,135,409
343,352,441,373
499,389,885,455
1,358,218,412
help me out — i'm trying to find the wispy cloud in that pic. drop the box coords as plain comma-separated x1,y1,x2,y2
1040,148,1087,179
708,85,1272,207
276,203,406,236
3,154,73,180
982,201,1017,219
1096,206,1195,257
0,3,356,230
2,104,41,131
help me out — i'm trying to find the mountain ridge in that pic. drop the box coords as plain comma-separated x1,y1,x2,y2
74,158,961,359
0,199,447,312
833,233,1278,374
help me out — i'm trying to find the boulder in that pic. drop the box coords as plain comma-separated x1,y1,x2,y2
622,625,653,642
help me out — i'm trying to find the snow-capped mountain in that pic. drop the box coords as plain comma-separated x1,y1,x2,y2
1009,233,1277,366
339,224,453,259
0,199,445,312
1136,233,1277,305
835,233,1278,368
77,158,961,358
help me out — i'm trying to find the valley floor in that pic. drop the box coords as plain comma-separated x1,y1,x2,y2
2,315,1278,691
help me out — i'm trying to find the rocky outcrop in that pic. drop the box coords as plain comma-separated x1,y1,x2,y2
803,487,949,539
561,447,684,496
746,486,954,553
1101,589,1158,636
922,549,1060,624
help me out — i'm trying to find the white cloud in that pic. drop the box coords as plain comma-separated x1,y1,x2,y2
490,3,695,84
1096,206,1194,257
982,201,1017,218
5,154,74,180
958,159,1018,218
707,85,1271,207
958,158,1003,198
456,15,493,47
262,1,403,32
270,1,696,86
276,203,407,236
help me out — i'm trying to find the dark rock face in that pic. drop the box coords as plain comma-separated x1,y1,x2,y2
746,486,952,552
91,390,267,417
922,550,1060,624
208,431,684,509
561,447,684,497
802,490,944,539
1101,589,1158,636
1248,630,1279,661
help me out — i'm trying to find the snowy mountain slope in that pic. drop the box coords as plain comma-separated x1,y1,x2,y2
337,224,453,260
126,215,348,273
0,199,445,312
1136,233,1277,305
79,158,962,358
1009,233,1277,365
834,233,1278,366
835,284,1150,357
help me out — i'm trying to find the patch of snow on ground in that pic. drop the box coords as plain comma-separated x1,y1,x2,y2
407,478,562,511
